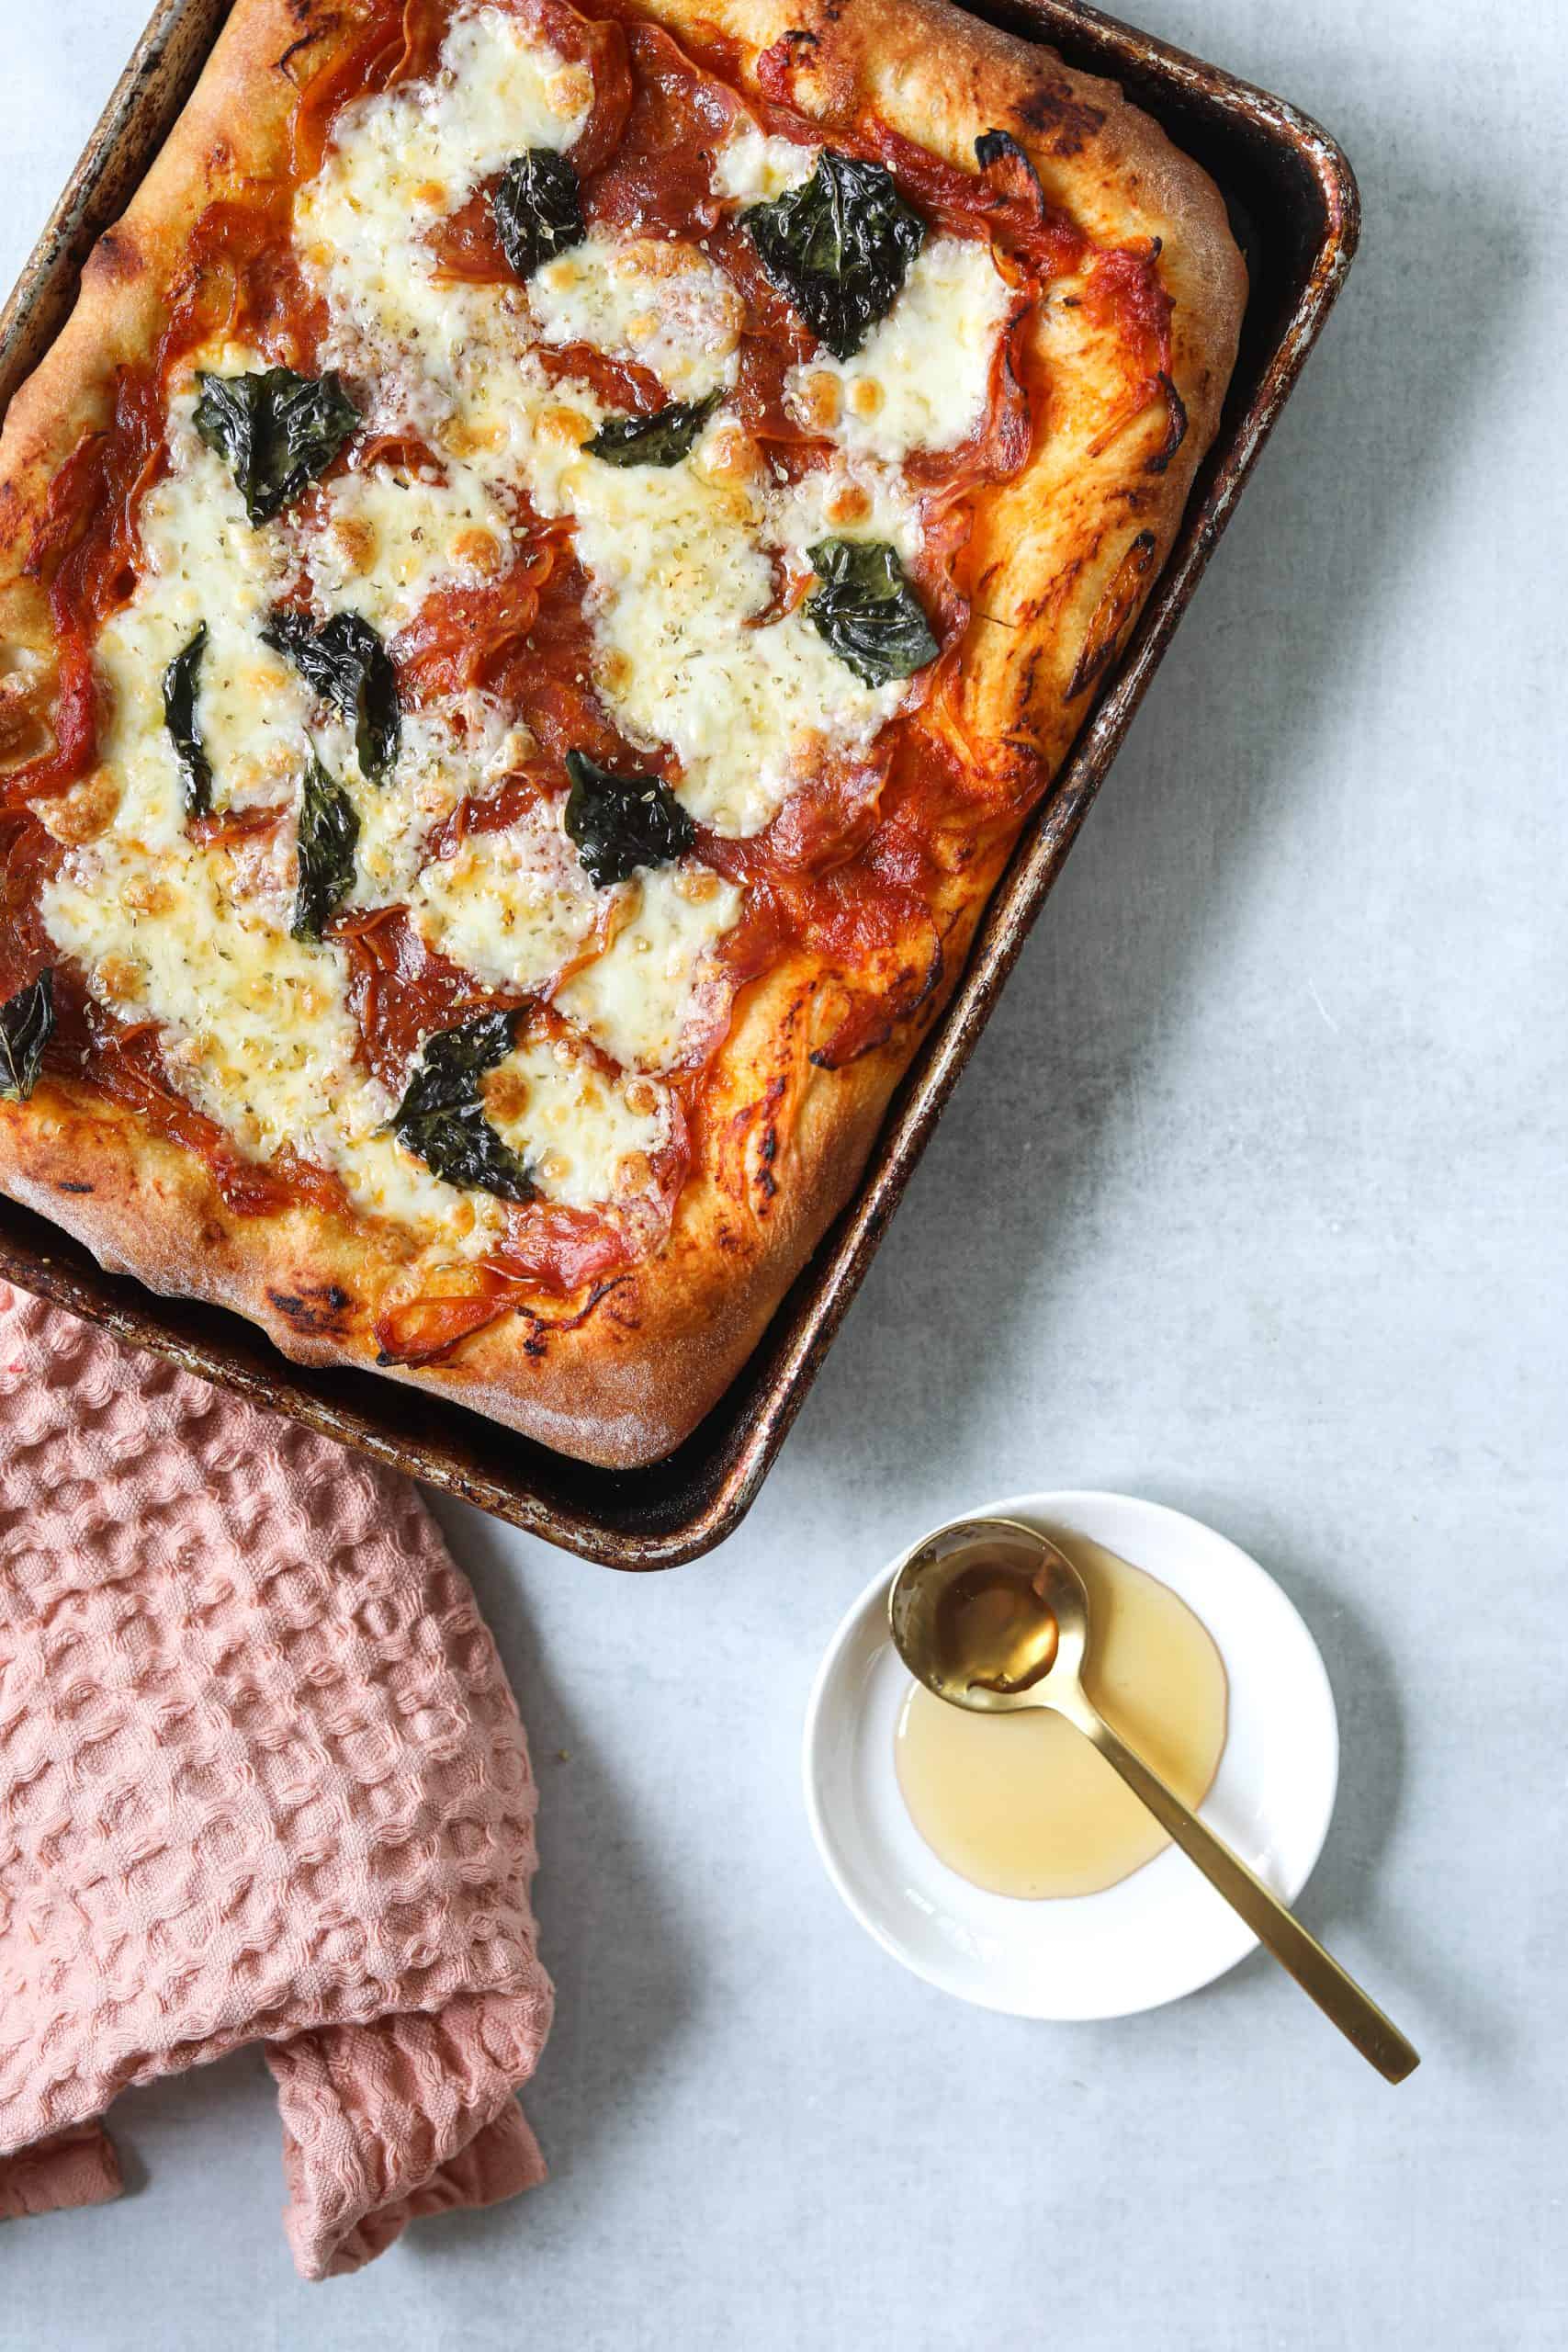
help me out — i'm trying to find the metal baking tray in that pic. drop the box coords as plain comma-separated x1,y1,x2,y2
0,0,1358,1566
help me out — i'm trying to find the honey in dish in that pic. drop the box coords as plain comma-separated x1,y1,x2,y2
894,1533,1228,1900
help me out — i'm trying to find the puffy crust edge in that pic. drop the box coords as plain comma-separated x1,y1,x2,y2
0,0,1244,1466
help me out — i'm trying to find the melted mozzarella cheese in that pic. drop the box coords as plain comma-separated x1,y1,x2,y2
92,397,309,840
555,865,741,1071
40,833,367,1163
296,6,587,413
712,123,817,204
558,444,907,834
418,6,593,171
295,14,929,844
408,798,602,989
340,701,528,904
784,237,1012,463
528,235,742,399
773,458,926,567
36,822,651,1232
306,462,513,638
487,1035,671,1209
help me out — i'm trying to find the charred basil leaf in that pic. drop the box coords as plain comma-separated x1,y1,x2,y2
585,391,723,469
975,126,1046,205
392,1009,538,1202
194,368,361,525
563,750,695,888
0,969,54,1102
806,538,940,686
263,608,400,783
162,622,214,818
744,152,924,361
492,150,584,282
290,751,360,943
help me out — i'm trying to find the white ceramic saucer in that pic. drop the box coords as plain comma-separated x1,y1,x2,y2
801,1490,1339,2019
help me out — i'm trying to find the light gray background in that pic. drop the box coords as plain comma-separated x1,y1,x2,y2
2,0,1563,2343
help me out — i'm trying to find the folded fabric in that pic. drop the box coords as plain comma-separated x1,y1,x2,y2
0,1282,553,2277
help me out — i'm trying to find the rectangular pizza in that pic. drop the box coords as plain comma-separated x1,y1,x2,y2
0,0,1245,1465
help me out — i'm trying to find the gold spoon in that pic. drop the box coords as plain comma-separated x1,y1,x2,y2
887,1516,1419,2083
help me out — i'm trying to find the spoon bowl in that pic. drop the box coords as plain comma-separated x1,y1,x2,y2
888,1515,1086,1712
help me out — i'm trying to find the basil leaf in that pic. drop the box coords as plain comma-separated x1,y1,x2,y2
290,751,360,943
806,538,940,686
0,970,54,1102
162,622,214,818
563,750,696,888
492,151,584,282
194,368,360,525
744,152,924,361
263,608,400,784
392,1009,539,1202
585,391,722,469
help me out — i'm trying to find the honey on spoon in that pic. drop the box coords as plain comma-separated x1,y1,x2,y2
887,1517,1419,2083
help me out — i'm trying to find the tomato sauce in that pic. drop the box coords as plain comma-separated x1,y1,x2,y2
337,903,524,1091
3,0,1175,1358
581,22,744,236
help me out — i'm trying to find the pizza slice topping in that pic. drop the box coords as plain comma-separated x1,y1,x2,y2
290,750,359,943
192,367,361,525
804,539,941,687
261,609,401,785
390,1006,539,1199
583,391,723,469
527,235,742,401
161,624,215,819
743,151,925,360
491,149,587,282
0,971,53,1102
561,752,695,887
782,235,1014,464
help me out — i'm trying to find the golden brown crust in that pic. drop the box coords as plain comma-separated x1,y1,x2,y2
0,0,1245,1467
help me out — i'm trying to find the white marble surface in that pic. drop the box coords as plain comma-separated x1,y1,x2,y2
3,0,1565,2342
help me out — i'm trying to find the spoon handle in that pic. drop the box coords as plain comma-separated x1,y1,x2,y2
1061,1693,1419,2082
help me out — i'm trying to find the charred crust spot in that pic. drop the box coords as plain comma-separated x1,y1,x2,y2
88,230,142,285
276,21,332,82
55,1180,93,1193
1145,371,1189,475
1014,79,1105,158
266,1281,355,1335
1066,528,1157,701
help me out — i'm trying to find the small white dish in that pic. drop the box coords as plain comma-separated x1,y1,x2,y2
801,1490,1339,2019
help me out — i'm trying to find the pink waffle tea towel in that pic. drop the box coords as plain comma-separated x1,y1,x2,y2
0,1281,554,2277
